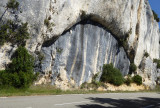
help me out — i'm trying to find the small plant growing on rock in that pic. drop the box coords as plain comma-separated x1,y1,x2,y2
56,48,63,54
48,16,51,20
144,52,149,58
152,10,160,22
129,63,137,74
92,73,99,83
80,11,87,20
132,75,142,85
7,0,19,10
153,59,160,69
124,75,132,86
100,63,124,86
44,18,50,27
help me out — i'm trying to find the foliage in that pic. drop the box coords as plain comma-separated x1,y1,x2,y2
100,63,124,86
152,10,160,22
7,0,19,10
44,18,50,27
129,63,137,73
153,59,160,69
144,52,149,58
48,16,51,20
118,29,131,48
119,39,128,48
80,73,106,89
80,81,106,90
124,76,132,86
56,48,63,54
0,20,29,46
0,23,10,45
0,46,37,88
92,72,99,83
37,52,45,64
132,75,142,85
80,11,88,20
15,23,29,45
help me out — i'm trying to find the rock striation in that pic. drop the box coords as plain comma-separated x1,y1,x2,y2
0,0,160,88
41,20,130,86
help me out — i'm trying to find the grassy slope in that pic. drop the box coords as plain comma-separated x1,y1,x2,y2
0,85,160,97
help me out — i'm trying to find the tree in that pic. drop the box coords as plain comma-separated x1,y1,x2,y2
9,46,34,74
0,46,36,88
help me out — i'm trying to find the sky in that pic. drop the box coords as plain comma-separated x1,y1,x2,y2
148,0,160,27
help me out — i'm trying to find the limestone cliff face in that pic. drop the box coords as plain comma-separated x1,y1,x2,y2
41,21,130,86
0,0,160,88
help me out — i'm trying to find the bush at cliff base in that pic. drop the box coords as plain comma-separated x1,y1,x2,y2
100,63,124,86
0,46,37,88
132,75,142,85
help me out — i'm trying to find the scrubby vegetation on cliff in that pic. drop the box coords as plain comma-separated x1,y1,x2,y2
0,46,38,88
153,59,160,68
0,0,37,89
0,21,29,46
7,0,19,10
80,63,142,90
129,63,137,74
152,10,160,22
0,0,29,46
132,75,142,85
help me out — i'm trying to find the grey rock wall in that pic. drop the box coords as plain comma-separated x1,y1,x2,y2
41,21,130,86
139,57,158,89
0,0,160,88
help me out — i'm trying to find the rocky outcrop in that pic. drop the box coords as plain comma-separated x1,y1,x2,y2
0,0,160,88
41,20,130,86
139,57,158,89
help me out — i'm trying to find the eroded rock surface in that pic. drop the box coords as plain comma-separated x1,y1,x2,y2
0,0,160,88
41,21,130,86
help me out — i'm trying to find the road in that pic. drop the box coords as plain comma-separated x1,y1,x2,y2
0,93,160,108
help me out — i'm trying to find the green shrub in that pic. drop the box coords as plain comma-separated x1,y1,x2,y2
80,81,105,89
0,46,37,88
15,23,29,45
144,52,149,58
44,18,50,27
124,76,132,86
153,59,160,69
132,75,142,85
92,73,99,83
56,48,63,54
0,20,29,46
129,63,137,73
152,10,159,22
80,11,88,20
7,0,19,10
100,63,124,86
0,70,11,87
0,25,8,45
48,16,51,20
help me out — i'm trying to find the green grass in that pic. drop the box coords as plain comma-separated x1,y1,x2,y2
0,85,104,97
0,85,159,97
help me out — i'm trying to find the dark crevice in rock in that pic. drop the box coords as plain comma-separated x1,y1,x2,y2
42,35,59,47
